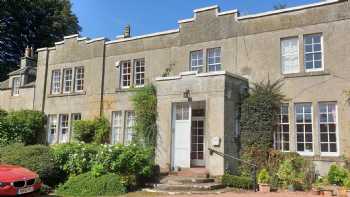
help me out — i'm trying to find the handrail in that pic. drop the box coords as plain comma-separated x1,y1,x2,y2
208,148,258,192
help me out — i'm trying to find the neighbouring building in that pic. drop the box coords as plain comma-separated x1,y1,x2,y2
1,0,350,176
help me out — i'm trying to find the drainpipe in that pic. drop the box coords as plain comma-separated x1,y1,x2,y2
99,42,106,117
41,49,50,113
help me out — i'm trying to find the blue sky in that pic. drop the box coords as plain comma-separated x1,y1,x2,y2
71,0,320,40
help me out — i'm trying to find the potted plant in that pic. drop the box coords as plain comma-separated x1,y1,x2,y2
258,168,271,192
277,159,304,191
312,177,329,195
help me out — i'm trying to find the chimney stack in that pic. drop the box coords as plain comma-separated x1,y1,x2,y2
123,25,131,38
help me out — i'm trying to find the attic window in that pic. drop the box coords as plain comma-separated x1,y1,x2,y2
12,77,21,96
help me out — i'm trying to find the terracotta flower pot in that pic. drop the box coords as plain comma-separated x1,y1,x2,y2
259,184,270,192
337,187,347,197
311,187,321,195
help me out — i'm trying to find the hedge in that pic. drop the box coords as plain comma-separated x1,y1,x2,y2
222,173,253,189
56,172,127,196
0,144,65,186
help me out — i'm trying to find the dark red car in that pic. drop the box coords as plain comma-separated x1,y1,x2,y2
0,165,42,196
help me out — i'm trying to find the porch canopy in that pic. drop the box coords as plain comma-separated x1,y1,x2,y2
154,71,248,176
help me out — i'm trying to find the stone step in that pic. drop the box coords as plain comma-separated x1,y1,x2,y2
170,168,209,178
160,176,215,184
154,182,225,191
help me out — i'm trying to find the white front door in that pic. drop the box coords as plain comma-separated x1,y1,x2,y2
173,103,191,169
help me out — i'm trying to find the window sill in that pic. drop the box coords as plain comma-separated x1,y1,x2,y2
48,91,86,98
115,87,144,93
283,71,330,78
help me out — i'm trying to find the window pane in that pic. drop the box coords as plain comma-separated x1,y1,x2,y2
321,144,328,152
330,143,337,152
297,143,304,151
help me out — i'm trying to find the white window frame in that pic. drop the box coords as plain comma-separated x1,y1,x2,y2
74,67,84,92
63,68,73,93
319,102,339,157
59,114,69,144
295,103,314,156
207,47,221,72
275,104,290,152
112,111,123,144
134,58,145,87
124,111,135,145
121,61,131,89
304,34,324,72
281,37,300,74
12,77,21,96
51,70,61,94
190,50,204,73
47,115,58,144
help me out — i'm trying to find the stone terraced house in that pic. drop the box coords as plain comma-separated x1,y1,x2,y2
1,0,350,176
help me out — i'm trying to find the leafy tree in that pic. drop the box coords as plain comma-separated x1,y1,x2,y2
0,0,81,81
131,85,157,148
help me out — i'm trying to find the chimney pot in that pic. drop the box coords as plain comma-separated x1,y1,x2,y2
124,25,131,38
25,46,30,57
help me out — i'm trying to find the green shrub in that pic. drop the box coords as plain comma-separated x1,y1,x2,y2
52,143,98,176
240,79,284,150
93,117,110,144
221,173,253,189
56,172,127,196
52,143,155,185
239,149,315,190
0,109,7,117
0,110,45,145
328,164,349,186
73,117,110,144
73,120,96,143
258,168,270,184
91,163,106,177
0,144,64,186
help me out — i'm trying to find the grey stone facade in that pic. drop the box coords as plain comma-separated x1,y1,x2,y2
1,0,350,176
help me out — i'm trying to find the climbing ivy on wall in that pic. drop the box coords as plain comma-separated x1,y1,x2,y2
131,85,157,148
